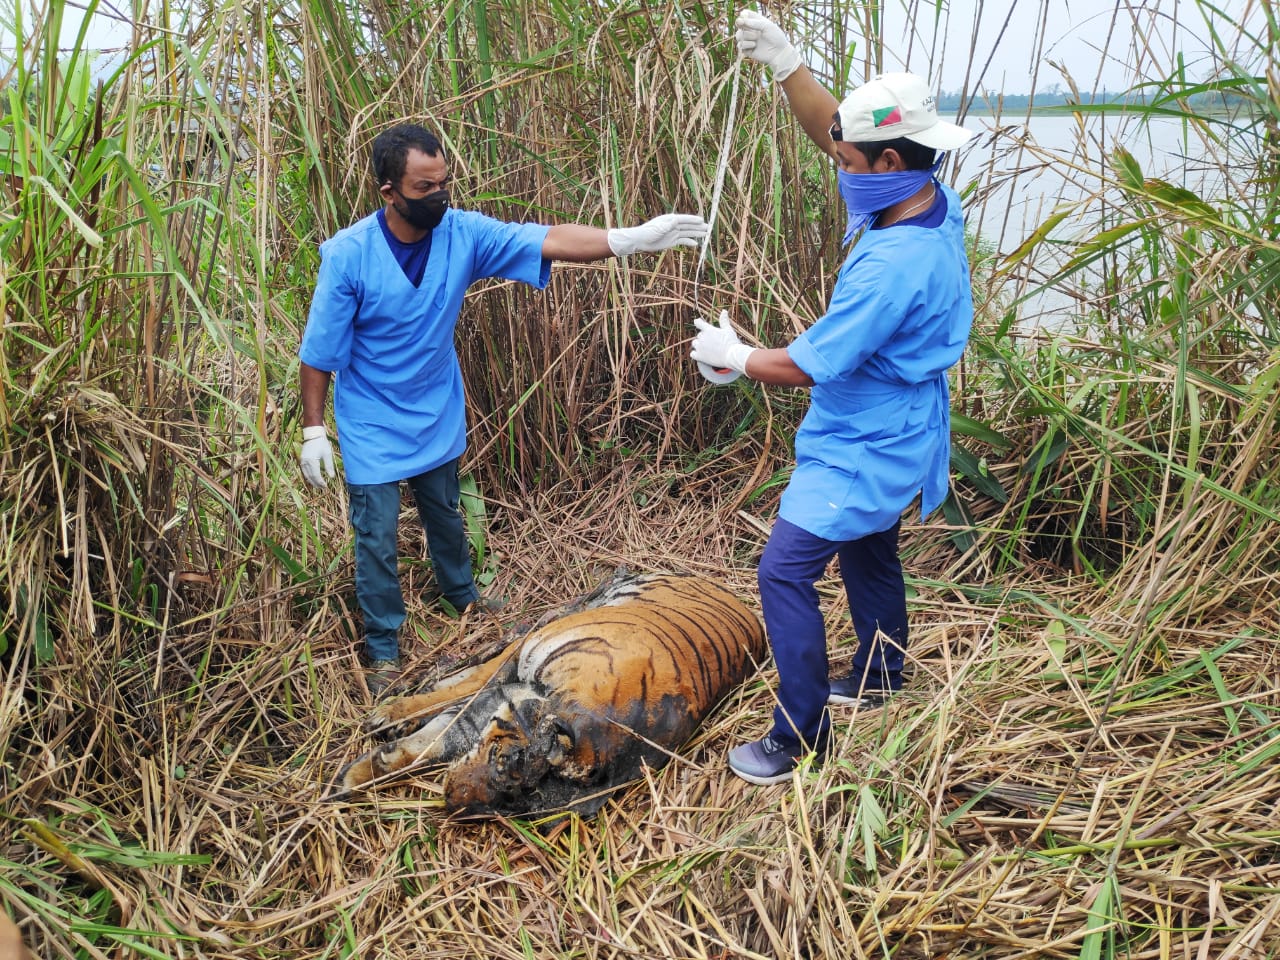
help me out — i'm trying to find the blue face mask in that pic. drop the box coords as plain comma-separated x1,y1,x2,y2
838,155,945,244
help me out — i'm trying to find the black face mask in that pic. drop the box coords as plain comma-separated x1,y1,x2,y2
395,188,450,231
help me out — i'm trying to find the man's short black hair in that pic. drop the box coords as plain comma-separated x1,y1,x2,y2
371,124,445,188
852,136,937,171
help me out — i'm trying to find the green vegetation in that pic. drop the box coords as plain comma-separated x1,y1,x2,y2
1,0,1278,958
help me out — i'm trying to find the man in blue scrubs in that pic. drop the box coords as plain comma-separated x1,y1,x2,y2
691,12,975,783
299,123,707,696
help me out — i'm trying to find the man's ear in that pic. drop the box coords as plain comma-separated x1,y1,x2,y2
877,148,905,172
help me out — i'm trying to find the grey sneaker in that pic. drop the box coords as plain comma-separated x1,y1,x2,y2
728,734,805,785
827,676,896,708
364,658,402,698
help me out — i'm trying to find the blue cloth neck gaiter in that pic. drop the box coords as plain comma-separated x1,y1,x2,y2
838,156,945,244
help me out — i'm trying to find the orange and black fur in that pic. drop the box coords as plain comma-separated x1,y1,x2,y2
329,572,766,816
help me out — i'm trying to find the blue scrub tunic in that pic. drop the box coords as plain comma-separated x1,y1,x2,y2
781,184,972,541
300,209,551,484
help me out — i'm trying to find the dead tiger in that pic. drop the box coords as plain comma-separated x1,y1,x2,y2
328,571,766,816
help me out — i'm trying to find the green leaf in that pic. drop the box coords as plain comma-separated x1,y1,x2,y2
951,444,1008,503
855,784,887,872
458,471,489,567
1198,649,1239,739
262,537,307,582
28,175,104,247
878,728,909,763
1021,426,1070,476
1078,876,1117,960
1043,620,1068,679
940,491,977,553
1111,146,1144,190
999,207,1074,271
1143,179,1217,219
33,604,54,664
1063,221,1150,273
951,412,1012,451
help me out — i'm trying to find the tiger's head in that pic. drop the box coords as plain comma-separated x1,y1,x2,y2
443,698,575,815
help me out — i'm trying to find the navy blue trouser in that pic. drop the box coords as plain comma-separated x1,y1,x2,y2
758,517,907,749
347,457,479,661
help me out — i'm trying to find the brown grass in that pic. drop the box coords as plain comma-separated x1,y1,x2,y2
5,458,1278,958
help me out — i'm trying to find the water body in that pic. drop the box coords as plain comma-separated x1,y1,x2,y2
946,111,1248,328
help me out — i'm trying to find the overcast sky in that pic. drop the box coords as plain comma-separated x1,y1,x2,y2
831,0,1263,93
50,0,1266,95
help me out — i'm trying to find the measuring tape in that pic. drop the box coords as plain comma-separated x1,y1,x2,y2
693,52,744,385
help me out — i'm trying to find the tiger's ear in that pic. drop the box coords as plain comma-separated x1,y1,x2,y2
535,714,573,767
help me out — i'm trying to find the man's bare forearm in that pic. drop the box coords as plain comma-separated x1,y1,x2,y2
300,363,332,428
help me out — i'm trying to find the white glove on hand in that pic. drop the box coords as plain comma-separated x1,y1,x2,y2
691,310,755,382
735,9,802,82
300,426,336,488
607,213,710,257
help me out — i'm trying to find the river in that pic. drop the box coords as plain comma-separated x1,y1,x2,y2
947,111,1249,328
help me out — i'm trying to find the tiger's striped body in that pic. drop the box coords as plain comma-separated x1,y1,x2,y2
330,572,765,816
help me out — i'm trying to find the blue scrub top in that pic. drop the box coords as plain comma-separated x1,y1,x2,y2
781,183,972,541
300,208,552,484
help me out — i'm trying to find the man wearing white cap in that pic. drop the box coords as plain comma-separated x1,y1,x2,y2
691,10,976,784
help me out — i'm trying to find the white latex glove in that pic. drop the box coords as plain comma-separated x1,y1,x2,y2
300,426,336,488
607,213,709,257
735,9,802,82
691,310,755,381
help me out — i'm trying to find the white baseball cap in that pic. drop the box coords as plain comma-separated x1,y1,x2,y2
836,72,974,151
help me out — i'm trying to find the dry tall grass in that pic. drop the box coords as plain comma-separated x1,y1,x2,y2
7,467,1279,958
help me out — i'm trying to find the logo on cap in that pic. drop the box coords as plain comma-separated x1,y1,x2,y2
872,106,902,128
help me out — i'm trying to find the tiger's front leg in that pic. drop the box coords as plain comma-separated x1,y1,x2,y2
330,706,476,799
365,693,453,742
333,683,539,799
364,641,524,740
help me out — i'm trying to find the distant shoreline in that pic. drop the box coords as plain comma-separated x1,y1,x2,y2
956,106,1245,119
942,94,1248,120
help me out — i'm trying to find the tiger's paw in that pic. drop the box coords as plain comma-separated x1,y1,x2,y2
363,697,428,741
324,755,375,801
